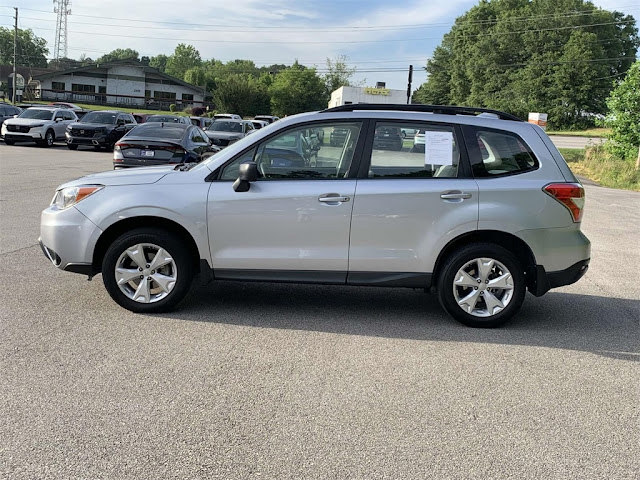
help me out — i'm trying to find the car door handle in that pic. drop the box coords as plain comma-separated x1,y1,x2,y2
318,194,350,203
440,191,472,200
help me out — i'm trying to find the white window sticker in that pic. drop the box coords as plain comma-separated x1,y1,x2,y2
425,131,454,166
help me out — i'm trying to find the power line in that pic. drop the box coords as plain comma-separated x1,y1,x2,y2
15,19,637,45
1,5,638,32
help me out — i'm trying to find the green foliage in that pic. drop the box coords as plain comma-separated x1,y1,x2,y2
0,27,48,67
184,66,206,86
165,44,202,80
268,62,327,116
324,55,356,95
169,104,176,112
149,54,168,73
602,61,640,160
414,0,639,129
96,48,139,64
213,74,270,117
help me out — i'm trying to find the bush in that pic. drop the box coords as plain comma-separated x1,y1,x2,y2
601,61,640,162
169,104,176,112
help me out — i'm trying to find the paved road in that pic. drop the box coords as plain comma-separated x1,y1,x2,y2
548,135,605,149
1,144,638,479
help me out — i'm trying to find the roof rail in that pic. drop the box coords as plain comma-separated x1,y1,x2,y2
321,103,523,122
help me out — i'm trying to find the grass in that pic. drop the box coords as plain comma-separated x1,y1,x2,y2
546,128,611,137
559,146,640,191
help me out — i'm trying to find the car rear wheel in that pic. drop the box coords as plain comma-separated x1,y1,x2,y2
102,228,194,313
437,243,526,328
4,139,15,145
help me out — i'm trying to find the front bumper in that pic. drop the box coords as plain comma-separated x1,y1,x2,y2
2,130,44,142
67,135,109,146
40,204,103,274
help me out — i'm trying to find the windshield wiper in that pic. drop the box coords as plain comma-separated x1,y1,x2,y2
174,162,197,171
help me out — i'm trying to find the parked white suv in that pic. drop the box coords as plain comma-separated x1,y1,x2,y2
39,104,590,327
2,106,78,147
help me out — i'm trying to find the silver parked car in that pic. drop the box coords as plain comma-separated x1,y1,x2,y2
39,104,590,327
2,106,77,146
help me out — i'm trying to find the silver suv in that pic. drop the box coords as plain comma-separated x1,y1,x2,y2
39,104,590,327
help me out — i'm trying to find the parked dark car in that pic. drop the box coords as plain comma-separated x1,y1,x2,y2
113,123,219,169
373,125,403,151
66,110,137,150
254,115,279,124
0,103,22,127
145,115,191,124
204,119,255,148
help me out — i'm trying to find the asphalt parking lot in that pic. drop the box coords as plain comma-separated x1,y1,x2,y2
1,143,638,479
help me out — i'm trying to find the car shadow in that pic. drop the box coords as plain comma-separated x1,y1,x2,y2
161,281,639,361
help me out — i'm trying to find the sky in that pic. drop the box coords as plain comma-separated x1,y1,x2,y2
1,0,638,92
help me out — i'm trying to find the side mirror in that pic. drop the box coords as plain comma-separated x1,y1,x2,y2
55,117,63,122
232,162,258,192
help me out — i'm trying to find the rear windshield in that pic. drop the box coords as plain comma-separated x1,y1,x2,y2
19,109,54,120
80,112,117,124
146,115,183,123
128,124,186,139
209,121,242,132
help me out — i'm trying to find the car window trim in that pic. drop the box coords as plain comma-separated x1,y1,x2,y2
206,119,370,182
357,120,472,180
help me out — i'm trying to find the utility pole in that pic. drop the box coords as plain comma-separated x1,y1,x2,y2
406,65,413,105
12,7,17,104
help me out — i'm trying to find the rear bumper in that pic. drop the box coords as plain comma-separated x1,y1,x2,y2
529,259,590,296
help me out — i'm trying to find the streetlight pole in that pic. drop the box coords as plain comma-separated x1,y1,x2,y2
12,7,18,104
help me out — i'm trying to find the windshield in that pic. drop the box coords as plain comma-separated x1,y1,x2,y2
209,121,242,133
127,124,186,139
80,112,118,124
147,115,182,123
19,109,54,120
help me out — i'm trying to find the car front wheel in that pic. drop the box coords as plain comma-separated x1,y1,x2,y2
102,228,194,313
437,243,526,328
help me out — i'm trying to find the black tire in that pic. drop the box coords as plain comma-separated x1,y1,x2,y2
67,144,78,150
437,243,526,328
102,228,194,313
41,129,55,148
4,139,15,145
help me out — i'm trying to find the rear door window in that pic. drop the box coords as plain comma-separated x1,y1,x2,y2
463,126,539,177
366,122,461,179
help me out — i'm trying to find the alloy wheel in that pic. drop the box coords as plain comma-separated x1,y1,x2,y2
452,257,514,317
114,243,177,303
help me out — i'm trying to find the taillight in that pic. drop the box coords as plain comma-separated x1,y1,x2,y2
543,183,585,222
113,143,124,162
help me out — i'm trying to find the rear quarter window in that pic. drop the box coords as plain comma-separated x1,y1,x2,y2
463,126,538,177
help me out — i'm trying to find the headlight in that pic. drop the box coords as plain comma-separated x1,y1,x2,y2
30,123,45,128
52,185,104,209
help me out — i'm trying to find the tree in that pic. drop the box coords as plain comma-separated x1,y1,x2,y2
165,44,202,80
269,62,327,116
602,60,640,164
184,67,206,86
213,74,270,117
149,54,168,73
96,48,139,64
413,0,639,128
324,55,356,95
0,27,48,67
